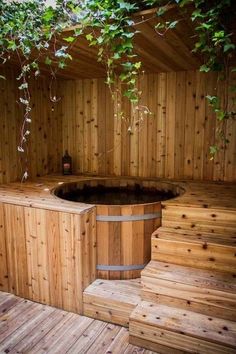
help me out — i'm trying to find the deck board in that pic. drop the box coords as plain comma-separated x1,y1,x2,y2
0,175,235,213
0,291,156,354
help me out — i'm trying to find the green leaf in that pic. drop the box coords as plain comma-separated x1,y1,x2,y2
209,145,219,158
58,61,66,69
134,62,142,69
7,40,17,51
0,75,6,80
113,52,121,60
200,64,210,72
224,43,235,52
63,36,75,43
43,7,54,22
156,7,166,16
168,20,178,29
216,110,226,121
45,56,52,65
86,33,93,42
74,28,83,36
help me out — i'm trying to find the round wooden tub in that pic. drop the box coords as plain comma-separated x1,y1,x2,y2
53,178,183,280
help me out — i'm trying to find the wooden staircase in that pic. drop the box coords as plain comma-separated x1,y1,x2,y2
129,203,236,353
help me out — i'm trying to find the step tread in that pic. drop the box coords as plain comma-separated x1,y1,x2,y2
84,278,141,305
142,260,236,294
83,279,142,327
130,301,236,348
153,227,236,247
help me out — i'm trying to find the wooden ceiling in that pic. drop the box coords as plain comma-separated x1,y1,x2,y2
4,6,202,79
53,6,202,79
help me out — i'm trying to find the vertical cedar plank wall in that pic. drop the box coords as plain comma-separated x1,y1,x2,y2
0,68,235,183
0,67,62,183
61,71,236,182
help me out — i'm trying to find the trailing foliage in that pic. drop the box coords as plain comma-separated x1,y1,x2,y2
0,0,235,175
146,0,236,155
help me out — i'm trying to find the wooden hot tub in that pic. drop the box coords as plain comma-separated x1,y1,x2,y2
54,178,182,280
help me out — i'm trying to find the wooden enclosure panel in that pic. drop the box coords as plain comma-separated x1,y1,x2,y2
4,204,29,298
0,66,63,183
61,71,236,182
0,201,96,314
0,203,8,292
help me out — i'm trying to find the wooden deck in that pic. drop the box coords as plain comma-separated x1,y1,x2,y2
0,291,156,354
0,175,235,212
0,175,236,353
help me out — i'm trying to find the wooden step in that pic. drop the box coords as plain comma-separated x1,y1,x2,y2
129,301,236,354
141,260,236,321
152,227,236,273
83,278,141,327
161,204,236,235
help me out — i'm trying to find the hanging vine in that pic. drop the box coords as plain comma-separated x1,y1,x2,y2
0,0,235,178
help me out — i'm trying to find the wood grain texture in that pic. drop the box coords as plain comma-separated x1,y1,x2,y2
0,291,154,354
129,301,236,354
1,68,235,183
60,71,236,182
1,202,96,314
0,66,62,184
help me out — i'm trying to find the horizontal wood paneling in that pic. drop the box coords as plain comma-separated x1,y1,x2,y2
0,66,62,183
61,71,236,182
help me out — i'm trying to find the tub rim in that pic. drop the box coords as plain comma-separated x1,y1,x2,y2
51,177,185,207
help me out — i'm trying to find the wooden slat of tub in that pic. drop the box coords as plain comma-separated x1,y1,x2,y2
108,206,121,280
96,205,110,279
131,204,145,279
121,205,134,280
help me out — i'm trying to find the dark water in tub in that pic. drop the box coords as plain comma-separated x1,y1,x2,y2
58,185,176,205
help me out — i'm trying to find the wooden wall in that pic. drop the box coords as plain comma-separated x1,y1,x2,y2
0,67,235,183
0,66,62,183
61,71,236,182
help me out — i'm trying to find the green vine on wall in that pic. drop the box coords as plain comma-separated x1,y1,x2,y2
0,0,235,178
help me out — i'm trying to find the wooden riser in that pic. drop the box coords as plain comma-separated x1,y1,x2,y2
141,261,236,321
152,228,236,273
129,301,236,354
83,278,141,327
162,205,236,235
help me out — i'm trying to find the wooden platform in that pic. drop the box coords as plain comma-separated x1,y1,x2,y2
0,291,156,354
83,278,142,327
0,175,235,212
0,175,235,353
129,301,236,354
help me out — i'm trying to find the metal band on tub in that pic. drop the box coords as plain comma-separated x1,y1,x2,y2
96,263,147,271
96,211,161,222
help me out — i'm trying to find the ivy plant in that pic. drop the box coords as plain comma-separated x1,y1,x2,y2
0,0,235,177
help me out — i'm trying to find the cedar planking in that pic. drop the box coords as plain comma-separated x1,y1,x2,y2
60,71,236,182
0,194,96,313
0,68,235,183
